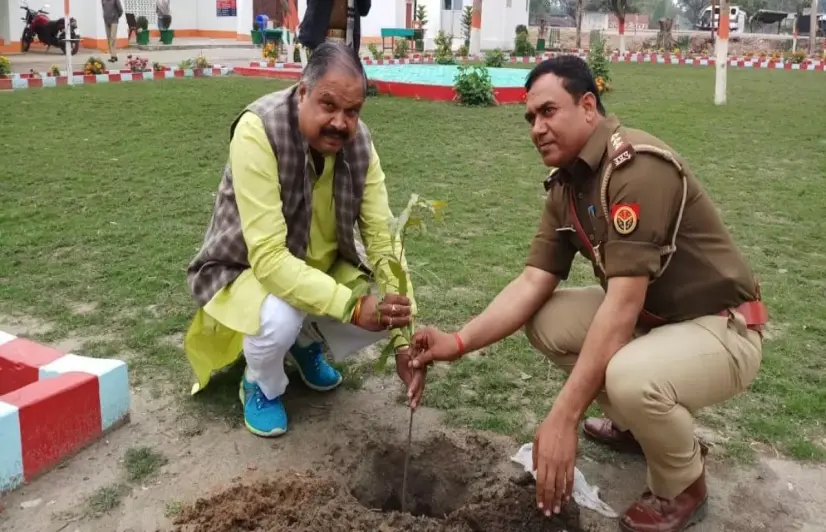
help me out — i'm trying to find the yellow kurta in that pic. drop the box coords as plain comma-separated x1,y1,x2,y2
184,112,416,394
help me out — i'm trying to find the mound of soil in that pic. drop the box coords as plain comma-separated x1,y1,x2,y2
173,433,582,532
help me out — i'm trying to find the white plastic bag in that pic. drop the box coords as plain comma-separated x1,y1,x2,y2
510,442,619,519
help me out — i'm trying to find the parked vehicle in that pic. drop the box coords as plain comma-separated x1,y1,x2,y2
20,2,80,55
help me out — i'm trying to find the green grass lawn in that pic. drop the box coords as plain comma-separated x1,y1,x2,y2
1,64,824,462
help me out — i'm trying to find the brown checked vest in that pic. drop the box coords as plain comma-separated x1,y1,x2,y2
187,85,372,306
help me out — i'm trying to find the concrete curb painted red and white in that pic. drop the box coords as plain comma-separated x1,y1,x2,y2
0,331,130,493
252,53,826,71
0,66,232,91
357,55,826,70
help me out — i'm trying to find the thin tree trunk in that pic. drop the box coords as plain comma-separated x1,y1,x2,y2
809,0,817,55
575,0,583,49
618,16,625,54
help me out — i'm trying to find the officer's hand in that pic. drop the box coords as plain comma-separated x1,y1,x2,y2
353,294,412,332
409,326,464,368
395,347,427,410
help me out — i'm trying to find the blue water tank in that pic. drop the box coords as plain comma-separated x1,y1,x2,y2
255,14,269,29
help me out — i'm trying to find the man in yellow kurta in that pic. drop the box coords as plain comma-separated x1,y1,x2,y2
184,41,419,437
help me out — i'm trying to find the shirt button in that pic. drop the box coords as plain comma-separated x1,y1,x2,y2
589,234,595,241
578,193,584,199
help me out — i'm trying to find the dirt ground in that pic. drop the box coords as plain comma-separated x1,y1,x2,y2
1,317,825,532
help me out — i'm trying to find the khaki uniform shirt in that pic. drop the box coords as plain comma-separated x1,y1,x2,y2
526,115,759,322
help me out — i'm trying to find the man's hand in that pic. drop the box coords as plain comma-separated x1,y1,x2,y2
353,294,412,332
532,412,579,516
395,347,427,409
409,326,464,369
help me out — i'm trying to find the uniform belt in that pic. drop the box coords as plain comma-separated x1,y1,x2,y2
638,300,768,332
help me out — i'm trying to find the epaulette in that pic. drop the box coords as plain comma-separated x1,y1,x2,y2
608,130,636,169
543,168,562,192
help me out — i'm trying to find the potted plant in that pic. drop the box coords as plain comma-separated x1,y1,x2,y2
84,56,106,75
537,17,547,53
414,5,427,52
160,18,174,45
125,54,149,72
251,21,263,46
136,16,150,45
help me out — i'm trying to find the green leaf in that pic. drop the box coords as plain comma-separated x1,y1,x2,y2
373,341,396,371
387,259,408,296
394,193,420,243
343,283,371,318
430,200,448,221
406,216,423,231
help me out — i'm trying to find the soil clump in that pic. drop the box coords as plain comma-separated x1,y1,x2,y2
173,433,581,532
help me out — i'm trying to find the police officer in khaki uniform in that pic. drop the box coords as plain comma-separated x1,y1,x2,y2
408,55,768,532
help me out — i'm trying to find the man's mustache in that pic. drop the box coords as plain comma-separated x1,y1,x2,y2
321,127,348,140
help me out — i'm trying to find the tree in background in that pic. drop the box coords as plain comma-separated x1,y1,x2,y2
610,0,632,53
677,0,708,26
461,5,473,47
414,4,427,52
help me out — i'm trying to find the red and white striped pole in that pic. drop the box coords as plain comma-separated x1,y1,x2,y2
469,0,481,57
714,0,729,104
64,0,72,84
618,16,626,54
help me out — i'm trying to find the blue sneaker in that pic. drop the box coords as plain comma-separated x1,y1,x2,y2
239,376,288,437
288,342,343,392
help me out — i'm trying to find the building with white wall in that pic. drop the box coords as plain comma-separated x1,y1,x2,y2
416,0,527,50
1,0,526,54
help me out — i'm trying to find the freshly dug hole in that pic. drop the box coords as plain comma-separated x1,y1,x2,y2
349,435,471,518
173,433,581,532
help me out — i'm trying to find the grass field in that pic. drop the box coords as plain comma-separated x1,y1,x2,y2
1,63,824,462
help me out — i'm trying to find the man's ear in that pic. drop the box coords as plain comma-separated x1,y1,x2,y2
581,92,598,122
298,81,308,103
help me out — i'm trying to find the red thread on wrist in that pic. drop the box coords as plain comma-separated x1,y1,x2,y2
454,332,465,355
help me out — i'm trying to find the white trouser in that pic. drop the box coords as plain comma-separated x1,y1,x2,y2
243,294,387,400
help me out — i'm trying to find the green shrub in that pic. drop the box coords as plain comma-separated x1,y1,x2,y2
587,32,612,94
434,31,456,64
368,43,383,60
453,65,495,106
394,39,409,59
484,48,506,67
514,28,535,57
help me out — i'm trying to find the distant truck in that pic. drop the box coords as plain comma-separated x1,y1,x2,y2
795,10,826,37
697,6,748,34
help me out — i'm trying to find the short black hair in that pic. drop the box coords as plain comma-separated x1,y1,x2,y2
524,55,606,115
302,41,367,95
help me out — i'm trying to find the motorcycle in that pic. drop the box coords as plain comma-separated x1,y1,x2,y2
20,2,81,55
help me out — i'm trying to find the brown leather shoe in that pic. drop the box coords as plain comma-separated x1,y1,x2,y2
582,417,644,454
582,418,709,456
619,471,708,532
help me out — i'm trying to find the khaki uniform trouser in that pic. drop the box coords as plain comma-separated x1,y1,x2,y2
105,23,118,57
524,286,762,499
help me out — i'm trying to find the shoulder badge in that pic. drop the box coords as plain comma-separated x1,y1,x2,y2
608,131,636,170
543,168,561,192
611,203,639,235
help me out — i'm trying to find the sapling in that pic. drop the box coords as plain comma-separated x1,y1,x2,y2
344,193,446,370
